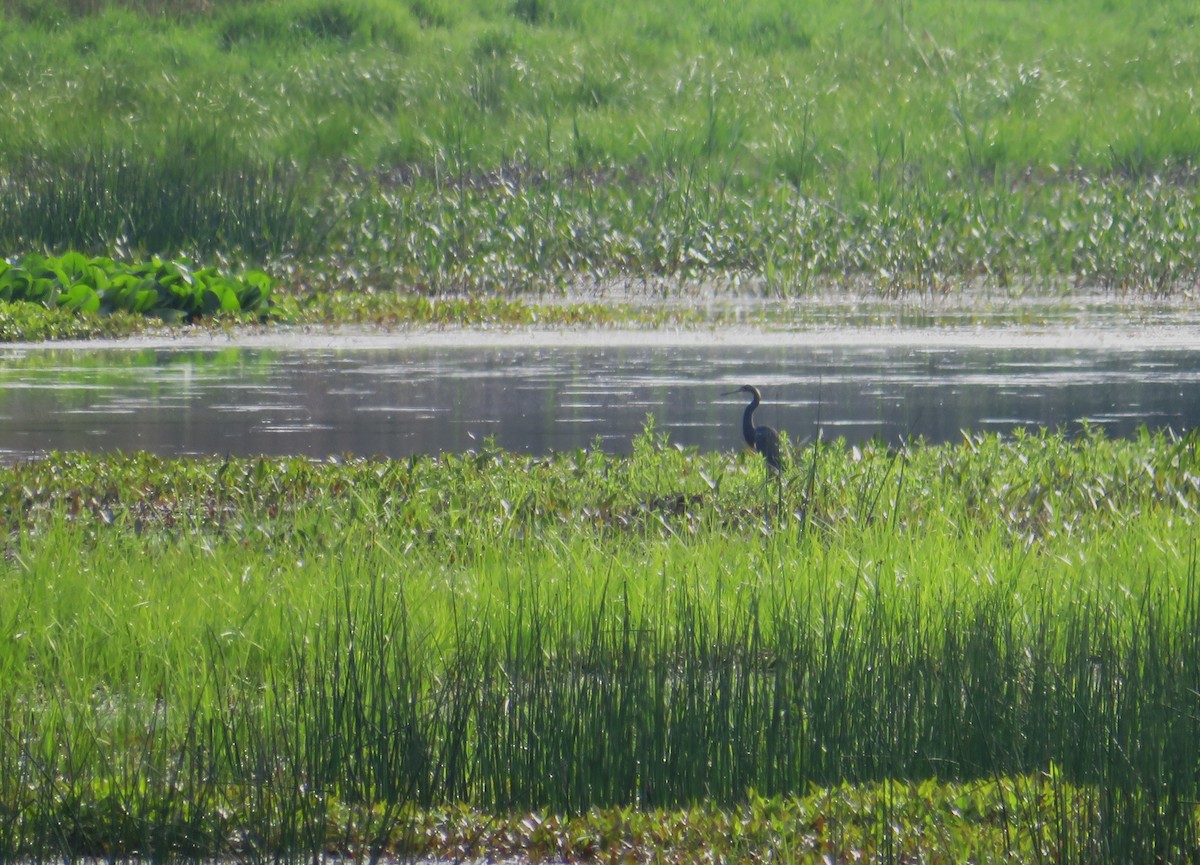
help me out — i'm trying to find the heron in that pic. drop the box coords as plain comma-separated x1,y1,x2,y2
723,384,784,475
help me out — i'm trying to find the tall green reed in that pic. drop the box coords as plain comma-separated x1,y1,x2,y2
2,430,1199,859
0,139,305,257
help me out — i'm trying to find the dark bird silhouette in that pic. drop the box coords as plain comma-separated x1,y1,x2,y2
723,385,783,474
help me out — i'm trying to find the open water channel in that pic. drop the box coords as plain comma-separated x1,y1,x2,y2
2,321,1199,461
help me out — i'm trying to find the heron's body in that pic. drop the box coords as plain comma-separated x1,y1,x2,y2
727,385,783,474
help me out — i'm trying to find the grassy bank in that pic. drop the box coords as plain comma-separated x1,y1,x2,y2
2,428,1198,860
1,0,1199,294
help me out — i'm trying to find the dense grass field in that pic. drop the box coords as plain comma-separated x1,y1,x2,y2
2,429,1199,861
2,0,1200,297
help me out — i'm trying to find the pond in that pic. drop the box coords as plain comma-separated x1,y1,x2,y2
1,326,1199,461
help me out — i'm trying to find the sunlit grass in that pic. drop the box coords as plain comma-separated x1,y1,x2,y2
1,0,1199,295
1,428,1198,859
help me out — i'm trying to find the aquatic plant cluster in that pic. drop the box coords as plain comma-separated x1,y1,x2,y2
1,428,1198,861
0,0,1198,295
0,251,273,322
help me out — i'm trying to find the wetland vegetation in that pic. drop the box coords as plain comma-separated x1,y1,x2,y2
1,0,1200,331
3,0,1200,861
2,429,1199,861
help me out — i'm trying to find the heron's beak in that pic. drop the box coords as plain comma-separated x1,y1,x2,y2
720,388,741,396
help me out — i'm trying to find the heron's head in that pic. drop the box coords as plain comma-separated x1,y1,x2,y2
721,384,761,399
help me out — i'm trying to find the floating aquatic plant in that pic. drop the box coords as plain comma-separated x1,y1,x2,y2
0,252,274,323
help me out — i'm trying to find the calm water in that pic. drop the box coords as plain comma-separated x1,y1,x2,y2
1,332,1198,461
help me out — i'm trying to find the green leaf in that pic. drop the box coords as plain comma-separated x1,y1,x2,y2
58,252,91,283
30,277,59,306
86,266,110,292
242,269,273,290
134,289,159,312
60,283,101,314
0,267,32,299
200,288,223,315
218,285,242,313
238,284,263,310
170,281,199,311
240,270,273,310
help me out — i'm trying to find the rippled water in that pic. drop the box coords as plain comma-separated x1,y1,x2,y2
1,328,1198,461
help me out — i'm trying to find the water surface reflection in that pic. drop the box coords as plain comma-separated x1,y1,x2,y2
0,338,1197,460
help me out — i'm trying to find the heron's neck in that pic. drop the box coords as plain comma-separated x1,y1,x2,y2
742,398,758,447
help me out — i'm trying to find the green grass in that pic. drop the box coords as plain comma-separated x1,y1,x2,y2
3,0,1200,857
2,428,1199,860
1,0,1199,294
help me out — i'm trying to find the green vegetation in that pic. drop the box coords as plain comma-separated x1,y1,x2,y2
0,251,273,322
2,429,1198,861
3,0,1198,859
0,0,1198,297
3,248,1087,340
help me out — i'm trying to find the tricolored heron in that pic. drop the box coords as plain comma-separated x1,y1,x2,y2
723,384,783,474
